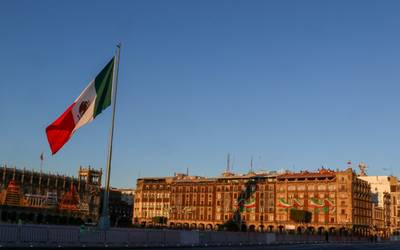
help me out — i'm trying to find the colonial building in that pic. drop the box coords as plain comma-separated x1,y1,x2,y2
133,171,278,231
133,177,172,225
371,192,391,238
276,168,372,236
169,174,216,230
211,172,277,232
134,168,377,235
0,165,102,224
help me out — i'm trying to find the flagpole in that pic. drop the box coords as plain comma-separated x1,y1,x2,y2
99,43,121,230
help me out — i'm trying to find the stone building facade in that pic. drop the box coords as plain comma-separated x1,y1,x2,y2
371,192,392,237
358,175,399,234
0,165,102,224
276,168,372,236
134,168,376,235
133,177,172,225
389,176,400,233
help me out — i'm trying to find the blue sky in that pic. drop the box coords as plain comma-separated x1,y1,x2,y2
1,0,400,188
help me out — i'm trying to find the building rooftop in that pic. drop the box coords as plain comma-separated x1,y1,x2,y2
277,168,338,179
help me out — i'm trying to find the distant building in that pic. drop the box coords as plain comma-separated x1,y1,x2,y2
371,192,391,237
0,165,102,224
102,187,134,227
358,176,398,234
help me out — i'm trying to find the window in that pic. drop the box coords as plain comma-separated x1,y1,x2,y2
298,185,305,191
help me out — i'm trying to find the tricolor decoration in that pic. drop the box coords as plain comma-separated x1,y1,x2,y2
309,198,324,208
244,196,256,211
325,197,336,212
293,198,304,207
278,198,291,208
325,197,336,207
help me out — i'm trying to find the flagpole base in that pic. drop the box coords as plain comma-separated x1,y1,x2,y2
98,215,110,231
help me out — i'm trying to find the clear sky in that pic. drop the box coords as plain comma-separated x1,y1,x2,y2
1,0,400,188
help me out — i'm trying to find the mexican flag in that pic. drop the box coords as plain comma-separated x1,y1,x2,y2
46,58,115,154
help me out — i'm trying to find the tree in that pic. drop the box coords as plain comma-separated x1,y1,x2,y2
219,219,241,231
290,209,312,223
152,216,167,225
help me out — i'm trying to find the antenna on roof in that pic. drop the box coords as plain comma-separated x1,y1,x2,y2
231,155,235,172
250,156,253,172
226,153,230,172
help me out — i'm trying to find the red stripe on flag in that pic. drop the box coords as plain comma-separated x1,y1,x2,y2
46,103,76,154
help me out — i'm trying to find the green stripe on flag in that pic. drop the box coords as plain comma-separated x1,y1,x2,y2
94,57,115,118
